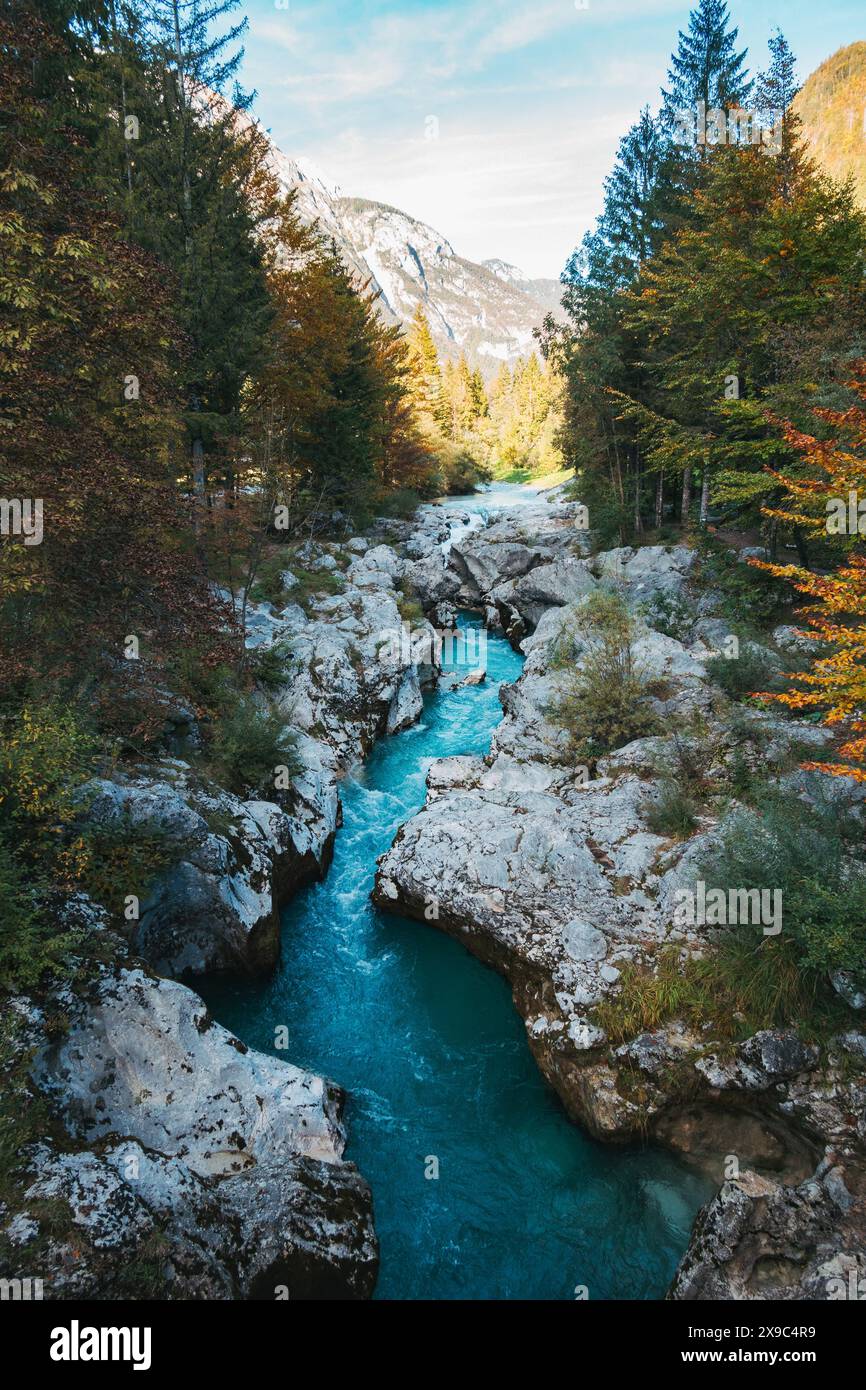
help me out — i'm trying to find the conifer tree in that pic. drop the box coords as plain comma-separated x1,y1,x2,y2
406,306,449,432
662,0,752,124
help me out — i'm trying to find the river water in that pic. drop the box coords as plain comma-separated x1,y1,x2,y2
202,494,712,1300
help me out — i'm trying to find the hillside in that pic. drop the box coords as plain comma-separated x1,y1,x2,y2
794,41,866,207
261,132,561,372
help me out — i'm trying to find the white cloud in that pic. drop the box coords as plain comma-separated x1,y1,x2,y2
243,0,674,275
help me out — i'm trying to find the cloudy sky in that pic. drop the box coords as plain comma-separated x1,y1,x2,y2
235,0,865,279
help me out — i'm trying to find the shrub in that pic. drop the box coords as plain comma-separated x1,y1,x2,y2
251,642,294,693
550,591,659,760
638,589,694,642
249,551,295,607
599,787,866,1042
375,487,424,518
696,791,866,999
642,779,700,838
706,638,780,701
693,532,788,630
0,703,97,886
288,566,345,614
563,472,627,550
397,579,425,626
207,697,302,796
437,444,492,495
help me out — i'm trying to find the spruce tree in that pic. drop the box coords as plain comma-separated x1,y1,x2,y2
662,0,752,125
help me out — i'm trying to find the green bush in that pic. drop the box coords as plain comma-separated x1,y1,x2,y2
207,697,302,796
249,551,295,607
251,642,294,692
697,791,866,998
563,472,628,550
706,638,780,700
437,444,492,495
638,589,694,642
693,532,788,630
642,779,700,838
171,652,237,717
550,591,659,760
374,486,424,518
396,579,425,625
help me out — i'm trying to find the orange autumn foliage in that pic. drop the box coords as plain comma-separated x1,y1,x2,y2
750,367,866,782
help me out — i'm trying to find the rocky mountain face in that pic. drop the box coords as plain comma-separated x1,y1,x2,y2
794,42,866,209
263,135,563,371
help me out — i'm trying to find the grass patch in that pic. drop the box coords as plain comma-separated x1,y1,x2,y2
594,936,836,1045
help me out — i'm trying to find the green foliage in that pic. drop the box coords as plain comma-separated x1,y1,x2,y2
564,471,630,550
697,791,866,991
638,588,694,641
289,567,346,614
642,779,700,838
693,533,789,630
706,641,780,700
0,843,75,993
550,591,659,760
396,580,425,626
171,653,238,718
436,443,492,496
207,697,301,796
594,934,831,1045
249,552,295,607
251,642,293,692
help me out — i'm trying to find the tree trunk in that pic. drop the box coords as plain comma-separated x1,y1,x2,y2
769,519,779,561
793,524,810,569
699,459,711,527
654,470,664,528
192,435,206,517
681,466,692,524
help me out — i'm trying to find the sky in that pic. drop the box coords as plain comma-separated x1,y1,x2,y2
233,0,866,279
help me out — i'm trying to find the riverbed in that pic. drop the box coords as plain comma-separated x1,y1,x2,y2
202,595,712,1299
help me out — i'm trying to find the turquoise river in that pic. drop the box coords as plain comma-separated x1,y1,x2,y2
202,494,713,1300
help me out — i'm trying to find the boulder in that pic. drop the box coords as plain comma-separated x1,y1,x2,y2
15,968,378,1300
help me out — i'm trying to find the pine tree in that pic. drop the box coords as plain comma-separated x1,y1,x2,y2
755,29,801,195
406,306,449,432
619,131,866,536
755,28,799,122
598,108,668,277
0,3,223,720
662,0,752,125
108,0,274,508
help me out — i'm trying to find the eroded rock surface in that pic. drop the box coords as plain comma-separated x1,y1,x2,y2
5,965,377,1300
374,494,866,1299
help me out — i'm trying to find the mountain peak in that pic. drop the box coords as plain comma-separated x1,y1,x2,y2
260,135,560,371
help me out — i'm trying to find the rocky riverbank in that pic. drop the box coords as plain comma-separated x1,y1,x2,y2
1,503,472,1301
6,484,864,1301
373,488,866,1300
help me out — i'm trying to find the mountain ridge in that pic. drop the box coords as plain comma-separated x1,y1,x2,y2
260,127,563,373
794,41,866,209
